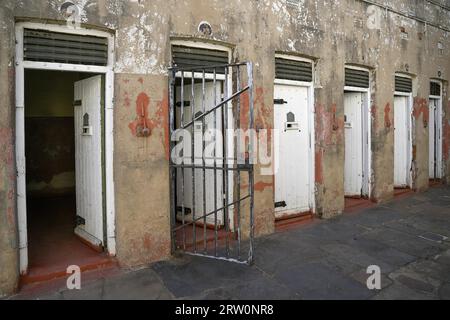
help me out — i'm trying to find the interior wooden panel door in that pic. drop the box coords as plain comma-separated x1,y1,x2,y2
274,84,310,218
394,96,409,187
344,92,363,197
175,81,224,226
73,75,104,248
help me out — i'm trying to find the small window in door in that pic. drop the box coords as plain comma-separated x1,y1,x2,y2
287,112,295,122
82,113,92,136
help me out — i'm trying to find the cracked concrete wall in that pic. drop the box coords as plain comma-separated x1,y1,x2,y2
1,0,449,296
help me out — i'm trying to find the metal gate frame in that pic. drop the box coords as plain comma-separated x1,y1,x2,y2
168,62,255,264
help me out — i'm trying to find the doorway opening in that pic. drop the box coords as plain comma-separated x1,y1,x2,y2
23,70,113,283
15,22,116,281
273,55,315,224
169,42,255,264
343,67,372,212
393,75,413,192
429,80,443,186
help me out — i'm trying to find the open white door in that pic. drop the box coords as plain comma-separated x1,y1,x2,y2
74,75,104,248
344,92,363,196
274,84,310,218
394,96,410,188
175,81,224,226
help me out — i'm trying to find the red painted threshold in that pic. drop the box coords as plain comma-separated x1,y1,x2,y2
344,197,374,214
394,187,414,198
20,256,118,286
275,212,315,232
429,179,443,187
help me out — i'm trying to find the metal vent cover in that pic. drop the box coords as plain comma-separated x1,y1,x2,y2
395,76,413,93
345,68,370,88
171,45,229,72
275,58,313,82
23,29,108,66
430,82,441,96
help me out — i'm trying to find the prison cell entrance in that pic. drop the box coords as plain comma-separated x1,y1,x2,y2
429,81,443,180
273,56,315,220
168,46,254,264
394,75,413,189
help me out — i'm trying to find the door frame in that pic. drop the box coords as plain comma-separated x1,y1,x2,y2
274,54,316,213
344,65,372,198
429,79,443,179
394,90,414,189
15,22,116,274
170,39,235,229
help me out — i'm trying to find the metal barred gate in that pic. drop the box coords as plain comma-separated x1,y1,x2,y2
168,61,255,264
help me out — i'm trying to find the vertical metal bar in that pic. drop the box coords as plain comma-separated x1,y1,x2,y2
191,71,197,253
202,69,207,254
236,65,241,259
247,62,255,264
180,73,186,250
213,68,218,257
223,65,230,258
168,69,177,253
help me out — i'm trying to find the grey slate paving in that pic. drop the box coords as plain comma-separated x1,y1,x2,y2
11,185,450,300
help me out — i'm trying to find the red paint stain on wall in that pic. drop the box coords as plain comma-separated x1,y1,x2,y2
371,104,378,130
129,92,151,137
123,91,131,108
314,102,345,185
443,101,450,161
240,89,250,130
315,149,324,184
126,89,172,159
254,181,274,192
412,97,429,127
6,207,14,227
315,103,342,147
384,103,392,128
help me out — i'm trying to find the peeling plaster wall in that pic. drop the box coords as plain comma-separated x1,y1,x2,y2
1,0,450,296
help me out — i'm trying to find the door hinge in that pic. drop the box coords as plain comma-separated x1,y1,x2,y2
76,215,86,226
275,201,287,208
274,99,288,105
73,100,82,106
176,101,191,107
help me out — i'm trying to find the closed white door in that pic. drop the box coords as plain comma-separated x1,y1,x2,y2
175,81,224,226
429,99,443,179
73,75,104,248
394,96,410,187
274,84,310,218
429,99,437,179
344,92,363,196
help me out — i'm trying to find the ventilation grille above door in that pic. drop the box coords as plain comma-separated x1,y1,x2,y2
275,58,313,82
23,29,108,66
345,68,370,88
395,76,413,93
171,45,229,73
430,82,441,96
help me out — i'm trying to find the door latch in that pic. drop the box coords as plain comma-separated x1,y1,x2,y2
275,201,287,208
274,99,288,105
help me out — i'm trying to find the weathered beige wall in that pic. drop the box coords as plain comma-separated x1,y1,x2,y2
0,2,19,297
1,0,450,296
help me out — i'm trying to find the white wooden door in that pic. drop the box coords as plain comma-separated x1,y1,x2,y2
344,92,363,196
74,75,104,248
175,81,224,226
429,99,437,179
429,99,443,179
274,84,310,218
394,96,410,187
